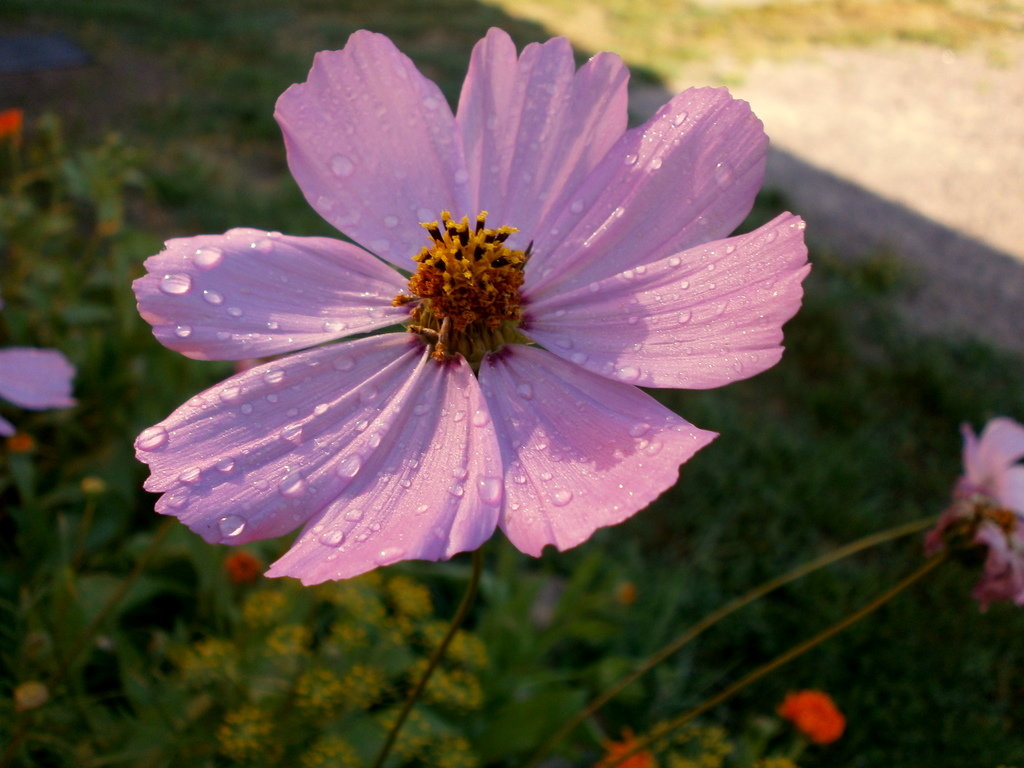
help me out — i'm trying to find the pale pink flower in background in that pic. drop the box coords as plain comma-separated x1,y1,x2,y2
0,297,76,436
133,28,809,584
926,418,1024,608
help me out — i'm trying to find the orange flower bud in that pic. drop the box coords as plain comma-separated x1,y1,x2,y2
778,690,845,745
224,550,263,584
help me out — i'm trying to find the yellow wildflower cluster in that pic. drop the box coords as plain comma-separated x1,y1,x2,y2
217,705,275,763
265,624,312,658
387,575,433,619
661,724,732,768
328,620,369,650
319,578,387,625
299,735,361,768
430,734,478,768
418,664,484,711
242,587,291,628
377,707,434,762
295,667,346,716
339,662,388,710
755,758,800,768
419,624,489,670
176,637,237,686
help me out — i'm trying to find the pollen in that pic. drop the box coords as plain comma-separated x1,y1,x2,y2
395,211,531,364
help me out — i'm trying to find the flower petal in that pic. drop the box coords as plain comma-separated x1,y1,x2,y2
525,214,809,388
526,87,768,299
0,416,13,437
0,348,76,409
267,353,502,584
133,228,408,360
275,30,469,269
973,417,1024,477
479,345,716,555
136,334,422,545
456,28,628,248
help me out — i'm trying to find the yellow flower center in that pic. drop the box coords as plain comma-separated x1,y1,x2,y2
394,211,531,365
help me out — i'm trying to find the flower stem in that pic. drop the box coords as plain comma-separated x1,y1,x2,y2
371,548,484,768
604,554,946,767
525,516,935,767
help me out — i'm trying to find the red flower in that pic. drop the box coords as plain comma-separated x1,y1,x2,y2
224,550,263,584
0,108,23,141
595,728,656,768
778,690,845,744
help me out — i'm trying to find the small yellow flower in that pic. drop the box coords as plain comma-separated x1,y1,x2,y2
80,476,107,495
217,705,275,762
295,667,346,716
430,734,478,768
14,681,49,711
339,663,388,710
387,575,433,618
176,637,238,685
265,624,312,658
242,588,290,627
300,735,361,768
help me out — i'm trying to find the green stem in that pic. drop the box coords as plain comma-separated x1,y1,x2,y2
605,554,946,767
525,516,935,767
371,548,484,768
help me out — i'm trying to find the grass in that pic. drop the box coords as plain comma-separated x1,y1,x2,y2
2,1,1023,766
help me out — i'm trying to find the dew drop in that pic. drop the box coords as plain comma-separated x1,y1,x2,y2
174,324,192,338
649,156,663,170
226,306,243,318
454,168,469,184
264,369,285,385
319,529,345,547
452,465,468,480
516,382,534,400
416,504,430,515
714,162,734,187
330,154,355,177
280,423,303,442
240,402,253,415
551,489,573,506
623,153,638,166
137,425,169,451
322,319,347,333
570,199,584,213
539,471,553,482
359,385,378,403
193,247,223,269
629,422,651,437
448,483,465,498
337,454,362,479
217,515,246,537
672,111,688,127
178,467,201,484
279,471,306,497
251,239,274,253
376,547,406,566
678,310,692,324
616,365,641,383
220,385,243,403
216,457,235,473
472,409,490,427
725,244,736,255
422,96,440,110
266,320,279,331
413,402,430,416
478,476,503,506
344,508,364,522
679,280,690,290
367,432,383,449
203,289,223,305
668,256,681,267
160,273,192,295
334,355,355,371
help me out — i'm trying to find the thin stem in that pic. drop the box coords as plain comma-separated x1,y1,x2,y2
525,516,935,767
371,548,484,768
604,554,946,767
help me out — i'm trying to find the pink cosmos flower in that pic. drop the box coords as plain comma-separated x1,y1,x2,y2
133,29,809,584
925,418,1024,608
0,298,76,436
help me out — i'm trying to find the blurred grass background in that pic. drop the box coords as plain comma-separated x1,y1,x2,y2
1,1,1023,767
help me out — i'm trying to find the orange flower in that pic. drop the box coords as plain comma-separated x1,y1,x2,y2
0,108,23,141
777,690,845,745
595,728,657,768
7,432,36,453
224,550,263,584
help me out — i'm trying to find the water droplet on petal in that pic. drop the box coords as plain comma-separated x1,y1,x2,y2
452,465,468,480
279,471,306,497
516,382,534,400
330,154,355,177
714,162,734,187
359,385,378,403
240,402,253,415
264,369,285,385
616,365,641,383
629,422,651,438
217,514,246,537
160,273,192,295
570,199,584,213
623,153,638,166
203,289,223,305
678,310,692,324
137,425,169,451
551,489,573,506
448,483,465,498
319,529,345,547
376,547,405,566
216,457,235,473
344,508,364,522
173,324,192,338
472,409,490,427
220,386,243,403
672,111,688,127
251,239,274,253
478,476,502,506
668,256,681,267
337,454,362,478
334,355,355,371
194,247,223,269
178,467,201,484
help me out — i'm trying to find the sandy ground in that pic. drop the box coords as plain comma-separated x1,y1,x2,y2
633,40,1024,355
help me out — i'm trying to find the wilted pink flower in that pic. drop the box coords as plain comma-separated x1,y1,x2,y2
133,29,809,584
0,348,76,436
926,418,1024,609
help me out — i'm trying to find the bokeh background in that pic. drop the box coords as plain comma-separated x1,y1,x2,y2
1,1,1023,767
